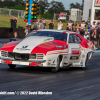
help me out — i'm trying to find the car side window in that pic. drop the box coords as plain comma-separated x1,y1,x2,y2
68,34,75,43
69,34,82,43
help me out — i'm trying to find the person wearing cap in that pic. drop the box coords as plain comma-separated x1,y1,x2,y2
66,20,74,31
79,20,86,36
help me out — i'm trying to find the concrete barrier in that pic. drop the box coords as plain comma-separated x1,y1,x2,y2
0,27,25,38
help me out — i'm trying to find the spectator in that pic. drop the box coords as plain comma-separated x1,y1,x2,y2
80,20,86,36
84,32,89,40
10,16,19,38
42,19,47,29
57,20,63,30
24,25,30,36
37,19,43,29
76,22,80,34
47,21,55,29
96,22,99,27
90,21,96,32
59,13,62,17
96,22,100,47
91,29,97,41
66,20,74,31
87,24,91,34
63,12,67,17
31,20,37,30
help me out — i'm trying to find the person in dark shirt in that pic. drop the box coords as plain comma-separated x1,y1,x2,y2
96,22,100,47
10,16,19,38
47,21,55,29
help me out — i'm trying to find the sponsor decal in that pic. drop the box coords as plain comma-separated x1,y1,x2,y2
82,55,85,58
63,45,66,49
64,56,67,59
44,38,54,42
48,62,55,66
16,45,30,51
22,45,28,48
71,48,79,54
44,39,47,42
56,46,63,49
70,56,79,60
16,48,30,51
81,60,84,62
80,62,83,67
53,60,55,63
48,62,50,65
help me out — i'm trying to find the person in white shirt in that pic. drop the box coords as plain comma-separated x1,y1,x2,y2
84,32,89,40
57,20,63,30
80,20,86,36
66,20,74,31
90,21,96,32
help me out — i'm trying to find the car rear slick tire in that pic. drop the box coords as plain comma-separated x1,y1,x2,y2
51,57,60,72
8,64,16,69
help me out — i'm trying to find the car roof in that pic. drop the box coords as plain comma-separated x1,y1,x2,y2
33,29,76,34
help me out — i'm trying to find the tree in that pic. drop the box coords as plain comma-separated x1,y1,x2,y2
48,1,65,18
39,0,49,17
69,2,83,10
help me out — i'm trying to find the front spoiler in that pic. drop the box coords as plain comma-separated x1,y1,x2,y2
0,57,46,66
0,57,46,63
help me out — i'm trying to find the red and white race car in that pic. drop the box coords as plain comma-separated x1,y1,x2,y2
0,29,95,72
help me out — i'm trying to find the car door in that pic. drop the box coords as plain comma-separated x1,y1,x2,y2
68,34,82,63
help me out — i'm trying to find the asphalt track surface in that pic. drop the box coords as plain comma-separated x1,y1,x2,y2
0,40,100,100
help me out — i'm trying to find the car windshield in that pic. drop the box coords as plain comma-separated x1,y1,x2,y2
26,31,67,42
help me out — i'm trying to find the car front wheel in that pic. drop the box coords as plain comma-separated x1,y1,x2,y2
51,57,60,72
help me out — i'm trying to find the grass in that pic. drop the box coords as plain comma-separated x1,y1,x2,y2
0,15,88,31
0,15,26,28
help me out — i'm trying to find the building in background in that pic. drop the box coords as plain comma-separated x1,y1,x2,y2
70,8,82,22
83,0,100,24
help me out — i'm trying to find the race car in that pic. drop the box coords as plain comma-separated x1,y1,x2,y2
0,29,95,72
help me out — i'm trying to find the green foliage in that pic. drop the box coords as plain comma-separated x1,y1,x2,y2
48,1,65,16
39,0,49,17
69,2,83,10
0,0,25,10
0,0,82,19
11,3,25,10
43,11,52,19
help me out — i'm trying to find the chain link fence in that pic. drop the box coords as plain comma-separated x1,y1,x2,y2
0,8,25,18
